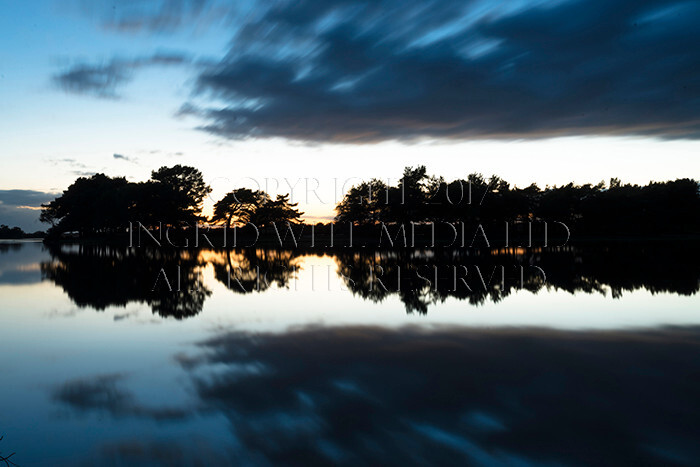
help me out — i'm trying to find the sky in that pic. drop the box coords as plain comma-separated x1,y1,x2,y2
1,0,699,230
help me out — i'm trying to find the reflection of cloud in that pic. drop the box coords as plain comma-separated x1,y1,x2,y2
0,241,46,284
46,307,82,319
177,325,700,465
113,310,139,321
0,265,42,285
90,438,236,465
52,373,193,421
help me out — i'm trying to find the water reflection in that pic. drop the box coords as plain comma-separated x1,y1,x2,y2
0,240,45,285
39,243,700,317
1,242,699,465
53,325,700,465
335,249,545,313
41,244,211,319
210,248,302,294
184,325,700,465
338,245,700,313
52,373,192,421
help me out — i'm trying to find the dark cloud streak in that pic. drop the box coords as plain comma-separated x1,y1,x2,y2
69,0,700,141
191,0,700,142
81,0,235,34
0,189,56,208
113,153,138,164
53,52,192,98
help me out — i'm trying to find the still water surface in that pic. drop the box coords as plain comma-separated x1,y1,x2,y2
1,240,699,465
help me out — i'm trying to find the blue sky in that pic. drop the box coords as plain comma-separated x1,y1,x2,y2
1,0,699,230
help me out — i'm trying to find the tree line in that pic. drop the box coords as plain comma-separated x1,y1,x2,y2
40,165,303,238
0,225,44,239
335,166,700,236
40,164,700,239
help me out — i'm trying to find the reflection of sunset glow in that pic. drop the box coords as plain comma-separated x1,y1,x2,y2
490,247,543,256
199,249,304,270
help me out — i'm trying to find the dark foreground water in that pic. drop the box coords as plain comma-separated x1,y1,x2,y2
1,240,699,466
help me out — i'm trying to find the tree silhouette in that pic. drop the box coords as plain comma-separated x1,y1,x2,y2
41,166,211,237
211,188,270,230
39,165,700,240
333,167,700,236
149,165,212,226
40,173,131,237
249,194,304,227
0,225,42,239
335,179,389,225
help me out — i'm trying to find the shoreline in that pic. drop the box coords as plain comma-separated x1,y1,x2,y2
41,231,700,249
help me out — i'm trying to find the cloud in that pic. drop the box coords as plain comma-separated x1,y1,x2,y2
48,157,91,171
48,157,86,167
77,0,238,34
0,189,56,231
182,0,700,142
113,153,138,164
46,157,103,177
0,189,56,208
53,52,192,98
175,102,204,118
53,62,130,98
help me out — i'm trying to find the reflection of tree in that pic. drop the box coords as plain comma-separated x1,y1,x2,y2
335,244,700,314
0,243,22,253
210,249,302,294
335,249,539,314
539,244,700,298
40,243,700,317
0,436,17,467
150,283,210,320
41,245,302,317
41,244,210,319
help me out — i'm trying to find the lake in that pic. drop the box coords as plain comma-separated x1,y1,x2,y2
1,240,699,465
